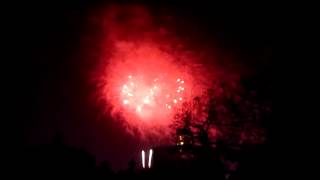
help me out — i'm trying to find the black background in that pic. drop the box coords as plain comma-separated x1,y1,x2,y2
7,0,272,171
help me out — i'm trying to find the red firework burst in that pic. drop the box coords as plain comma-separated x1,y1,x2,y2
94,5,212,139
101,42,204,127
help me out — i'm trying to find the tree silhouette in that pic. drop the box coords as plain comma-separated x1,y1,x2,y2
173,77,270,147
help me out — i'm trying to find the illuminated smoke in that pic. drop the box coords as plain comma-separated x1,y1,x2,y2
94,4,214,142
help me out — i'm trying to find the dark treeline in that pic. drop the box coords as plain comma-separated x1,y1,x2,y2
18,134,269,179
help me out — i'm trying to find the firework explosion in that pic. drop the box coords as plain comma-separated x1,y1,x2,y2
94,5,213,140
100,42,209,138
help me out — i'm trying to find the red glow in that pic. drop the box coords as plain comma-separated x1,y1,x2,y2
95,5,212,139
102,42,201,125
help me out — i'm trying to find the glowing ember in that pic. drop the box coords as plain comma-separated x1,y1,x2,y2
123,99,129,104
120,73,187,114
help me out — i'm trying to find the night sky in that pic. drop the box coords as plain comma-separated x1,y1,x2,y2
12,1,272,170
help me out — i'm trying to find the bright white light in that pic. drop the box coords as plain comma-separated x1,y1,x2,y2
178,86,185,91
179,97,183,101
128,75,132,79
123,99,129,104
143,96,150,104
148,149,153,168
177,78,181,82
173,99,178,103
141,150,145,168
181,80,184,84
136,106,142,112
